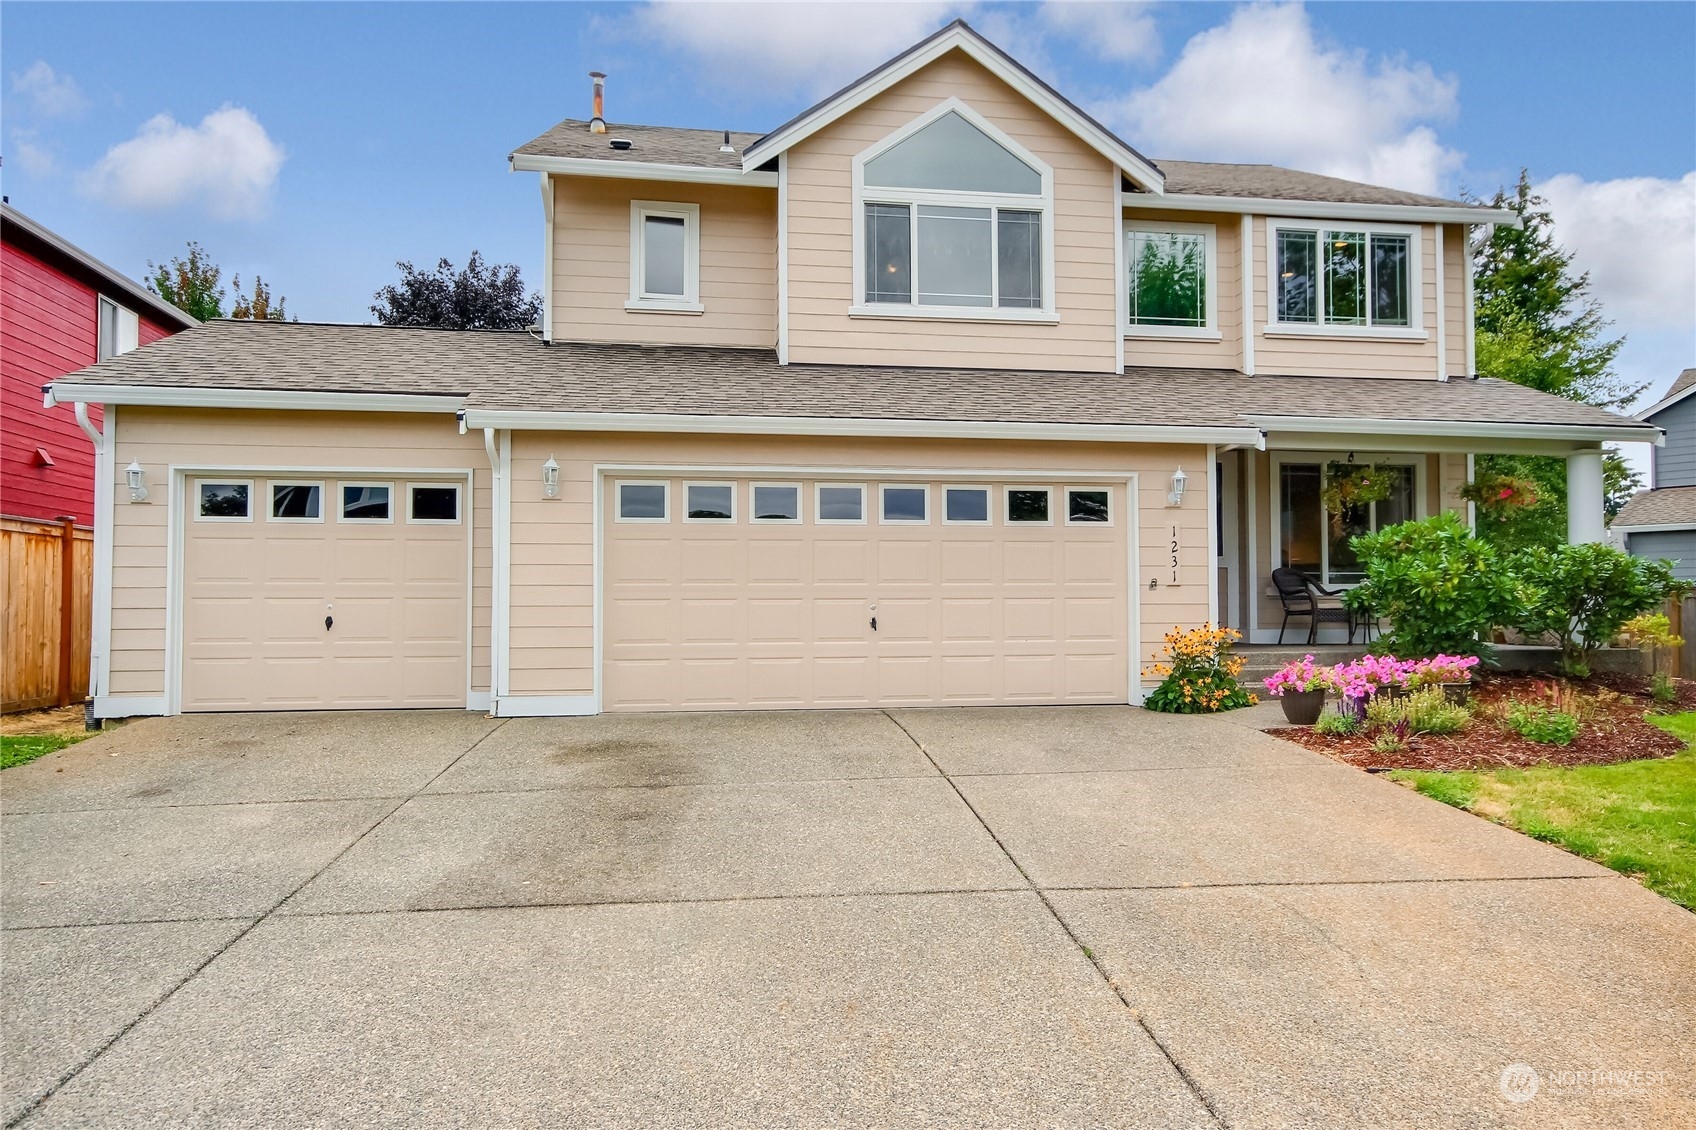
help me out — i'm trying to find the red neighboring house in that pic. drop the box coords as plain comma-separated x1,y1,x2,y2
2,203,195,525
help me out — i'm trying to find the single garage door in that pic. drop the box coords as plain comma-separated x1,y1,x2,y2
602,475,1131,711
181,475,468,711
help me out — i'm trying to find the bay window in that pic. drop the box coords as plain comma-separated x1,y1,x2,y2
1278,459,1418,586
1271,221,1417,332
1124,222,1215,335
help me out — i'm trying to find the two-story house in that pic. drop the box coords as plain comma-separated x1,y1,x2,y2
1615,369,1695,580
44,21,1662,720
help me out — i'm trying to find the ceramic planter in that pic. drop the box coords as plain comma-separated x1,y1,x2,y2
1279,688,1327,726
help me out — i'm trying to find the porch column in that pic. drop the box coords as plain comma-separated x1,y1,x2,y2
1566,449,1605,544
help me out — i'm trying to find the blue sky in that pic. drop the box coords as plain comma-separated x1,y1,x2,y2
4,2,1693,437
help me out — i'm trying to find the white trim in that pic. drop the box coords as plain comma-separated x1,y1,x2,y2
878,482,931,524
851,98,1055,317
1125,326,1221,341
539,172,555,343
682,480,737,523
46,384,466,413
1206,447,1219,626
487,429,510,702
337,481,396,524
1220,450,1241,631
1064,485,1114,527
940,484,993,525
1434,222,1448,381
92,695,167,720
1123,218,1218,336
267,480,326,523
1240,214,1255,376
1112,167,1125,373
1613,522,1696,536
814,482,868,525
1640,378,1696,420
1246,450,1259,637
86,405,114,702
467,690,492,713
749,481,803,523
1463,224,1477,377
510,152,778,188
629,200,700,310
495,694,599,718
1268,451,1426,590
1264,218,1424,336
459,408,1265,447
1127,474,1143,705
1125,191,1517,227
1005,485,1054,525
1465,451,1477,530
776,153,790,365
1249,414,1662,445
192,479,255,523
96,296,139,361
614,479,670,522
406,481,463,525
743,23,1165,192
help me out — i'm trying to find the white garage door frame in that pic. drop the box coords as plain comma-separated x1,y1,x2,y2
567,463,1142,715
159,463,478,716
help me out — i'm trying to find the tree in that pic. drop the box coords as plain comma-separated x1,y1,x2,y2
1468,170,1644,550
230,275,287,321
369,252,541,330
147,241,225,321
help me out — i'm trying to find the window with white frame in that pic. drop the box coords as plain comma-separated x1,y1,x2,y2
1124,222,1215,335
1278,459,1419,586
616,481,669,521
629,201,700,312
1270,221,1417,331
97,297,140,361
855,102,1051,315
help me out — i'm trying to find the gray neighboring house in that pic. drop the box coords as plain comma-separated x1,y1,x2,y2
1615,368,1696,580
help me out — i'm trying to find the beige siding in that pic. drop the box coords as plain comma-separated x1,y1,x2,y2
783,51,1120,373
550,176,777,349
1443,223,1471,377
1121,207,1243,369
506,432,1211,698
106,408,491,700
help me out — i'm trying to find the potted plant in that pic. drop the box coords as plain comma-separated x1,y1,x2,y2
1406,654,1481,705
1262,656,1336,725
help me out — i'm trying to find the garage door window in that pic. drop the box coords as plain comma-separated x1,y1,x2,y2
817,484,866,524
1067,489,1111,525
617,481,669,521
751,483,801,523
943,486,991,524
685,483,735,522
269,482,323,522
341,483,393,523
1006,487,1051,524
408,483,461,524
196,482,252,521
880,484,928,523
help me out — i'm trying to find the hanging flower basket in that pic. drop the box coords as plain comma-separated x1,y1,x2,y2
1458,472,1540,520
1321,463,1394,516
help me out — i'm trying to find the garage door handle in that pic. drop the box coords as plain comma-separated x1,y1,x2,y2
870,615,877,632
325,615,334,631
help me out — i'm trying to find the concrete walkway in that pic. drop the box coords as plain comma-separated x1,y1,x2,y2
2,708,1692,1127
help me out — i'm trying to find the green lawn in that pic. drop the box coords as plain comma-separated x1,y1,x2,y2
1391,713,1696,911
0,732,92,770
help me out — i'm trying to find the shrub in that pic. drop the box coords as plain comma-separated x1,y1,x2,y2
1619,612,1685,652
1372,723,1410,755
1346,514,1516,659
1313,708,1359,736
1142,625,1257,714
1504,702,1580,746
1650,671,1677,705
1365,686,1471,736
1512,544,1689,676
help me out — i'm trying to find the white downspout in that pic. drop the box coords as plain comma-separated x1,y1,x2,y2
484,427,508,712
75,403,113,712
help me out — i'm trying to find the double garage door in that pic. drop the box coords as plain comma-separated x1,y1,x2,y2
181,475,468,711
602,475,1132,711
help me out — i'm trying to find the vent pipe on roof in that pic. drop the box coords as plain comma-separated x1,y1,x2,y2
589,72,607,134
719,130,735,154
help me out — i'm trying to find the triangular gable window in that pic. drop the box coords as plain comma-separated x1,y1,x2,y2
863,110,1041,195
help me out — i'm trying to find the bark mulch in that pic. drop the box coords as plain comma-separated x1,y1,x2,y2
1274,673,1690,773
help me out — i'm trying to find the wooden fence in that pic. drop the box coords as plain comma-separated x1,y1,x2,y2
2,516,93,712
1662,593,1696,682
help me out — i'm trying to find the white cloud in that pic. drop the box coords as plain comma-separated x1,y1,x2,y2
79,105,285,220
1538,172,1696,333
10,60,86,118
1039,1,1159,65
1103,2,1463,195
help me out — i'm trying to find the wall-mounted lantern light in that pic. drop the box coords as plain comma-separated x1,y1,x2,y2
1166,466,1187,508
542,455,560,499
125,461,149,503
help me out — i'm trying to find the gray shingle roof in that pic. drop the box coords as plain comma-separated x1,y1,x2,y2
1616,486,1696,529
1145,161,1482,210
52,320,1658,440
512,121,767,170
1640,368,1696,419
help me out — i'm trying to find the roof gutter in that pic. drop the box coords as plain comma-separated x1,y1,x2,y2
1245,414,1664,446
510,153,777,188
1123,191,1521,228
459,408,1265,448
45,382,467,414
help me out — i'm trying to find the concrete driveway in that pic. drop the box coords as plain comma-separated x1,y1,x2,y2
3,708,1692,1128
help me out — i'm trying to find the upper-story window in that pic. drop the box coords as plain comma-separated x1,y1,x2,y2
97,297,140,361
1124,221,1217,338
853,100,1053,319
628,201,702,314
1269,220,1420,335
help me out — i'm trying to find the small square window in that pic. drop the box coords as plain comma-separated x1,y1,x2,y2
617,482,669,521
685,483,735,521
816,484,865,524
630,202,701,311
943,486,990,524
409,484,460,523
751,484,801,522
340,483,392,522
197,481,251,520
1067,489,1111,524
270,482,322,521
1006,488,1051,524
880,484,928,523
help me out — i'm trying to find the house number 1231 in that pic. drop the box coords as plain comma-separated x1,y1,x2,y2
1170,525,1180,587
